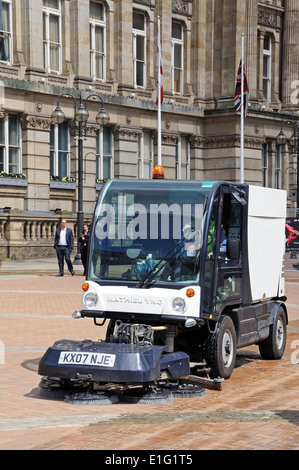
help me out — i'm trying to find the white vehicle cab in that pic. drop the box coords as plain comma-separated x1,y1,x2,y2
38,173,288,401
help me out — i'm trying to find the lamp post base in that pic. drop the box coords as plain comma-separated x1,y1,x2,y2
73,253,82,265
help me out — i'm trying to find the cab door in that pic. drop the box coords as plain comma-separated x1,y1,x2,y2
202,187,244,318
214,189,243,315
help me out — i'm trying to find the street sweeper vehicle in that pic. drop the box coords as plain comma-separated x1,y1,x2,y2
38,178,288,403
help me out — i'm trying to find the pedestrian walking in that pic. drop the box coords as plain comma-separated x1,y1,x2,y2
80,223,90,276
54,219,75,276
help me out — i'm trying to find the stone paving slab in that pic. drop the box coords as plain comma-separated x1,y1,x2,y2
0,270,298,451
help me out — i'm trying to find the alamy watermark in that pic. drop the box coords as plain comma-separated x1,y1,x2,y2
0,341,4,365
290,340,299,365
95,197,204,243
0,80,5,108
291,80,299,105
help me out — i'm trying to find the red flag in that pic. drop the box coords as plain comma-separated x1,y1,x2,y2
156,19,163,105
235,60,249,118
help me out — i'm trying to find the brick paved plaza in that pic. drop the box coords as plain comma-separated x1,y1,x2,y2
0,260,298,450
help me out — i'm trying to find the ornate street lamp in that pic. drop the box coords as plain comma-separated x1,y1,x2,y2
51,92,110,262
276,120,299,209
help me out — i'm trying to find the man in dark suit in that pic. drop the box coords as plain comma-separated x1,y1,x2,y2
54,219,75,276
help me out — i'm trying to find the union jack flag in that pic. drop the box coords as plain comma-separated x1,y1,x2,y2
235,60,249,118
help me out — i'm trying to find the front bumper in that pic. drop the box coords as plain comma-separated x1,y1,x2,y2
38,339,190,384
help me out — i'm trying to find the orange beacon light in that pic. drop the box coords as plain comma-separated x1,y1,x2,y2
152,165,165,179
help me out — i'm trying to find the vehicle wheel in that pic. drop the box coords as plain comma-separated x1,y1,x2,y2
205,315,237,379
258,306,287,360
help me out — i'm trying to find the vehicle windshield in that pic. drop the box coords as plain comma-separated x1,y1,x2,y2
88,180,214,286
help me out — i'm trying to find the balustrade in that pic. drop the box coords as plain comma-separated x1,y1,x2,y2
23,220,58,242
0,210,90,260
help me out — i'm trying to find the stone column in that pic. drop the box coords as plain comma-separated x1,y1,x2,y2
115,0,134,94
267,140,276,188
204,0,216,107
70,0,92,87
189,136,204,181
221,0,246,101
21,114,52,212
156,0,172,98
257,30,265,100
190,0,207,106
157,132,178,180
113,126,141,179
246,0,258,101
22,0,45,80
281,0,299,111
106,0,116,85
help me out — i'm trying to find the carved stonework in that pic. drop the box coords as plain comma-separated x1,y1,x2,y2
114,126,142,142
190,135,265,150
20,114,52,131
69,122,100,137
133,0,154,7
0,66,19,77
162,133,178,145
84,124,100,137
47,75,68,85
172,0,192,17
153,131,178,146
258,5,282,29
189,136,204,149
136,90,152,99
94,83,113,93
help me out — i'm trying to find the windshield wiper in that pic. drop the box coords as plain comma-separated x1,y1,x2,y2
137,237,186,289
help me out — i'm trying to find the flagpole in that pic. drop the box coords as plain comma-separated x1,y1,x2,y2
157,16,162,167
240,34,244,184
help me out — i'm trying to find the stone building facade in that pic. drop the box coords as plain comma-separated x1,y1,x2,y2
0,0,298,259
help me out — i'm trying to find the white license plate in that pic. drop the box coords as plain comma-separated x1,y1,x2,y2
58,351,116,368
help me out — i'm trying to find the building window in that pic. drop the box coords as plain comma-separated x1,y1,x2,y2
172,22,183,94
176,136,190,180
96,126,113,180
262,143,268,187
133,11,146,88
50,122,69,178
138,131,153,179
43,0,61,73
90,1,106,81
275,144,281,189
0,1,11,62
263,35,271,101
0,114,21,174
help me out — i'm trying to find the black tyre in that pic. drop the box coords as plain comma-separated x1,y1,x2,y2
258,306,287,360
205,315,237,379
